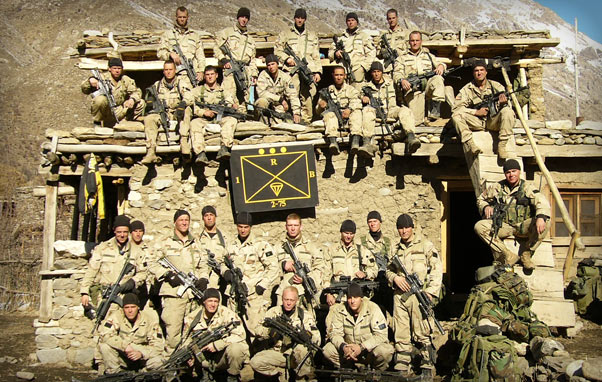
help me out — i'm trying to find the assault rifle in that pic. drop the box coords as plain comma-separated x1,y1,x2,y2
401,65,463,93
223,254,249,318
323,276,380,303
173,41,198,87
207,250,221,275
161,320,240,370
91,68,119,121
333,36,356,83
361,86,392,135
283,241,318,304
195,101,251,122
88,367,183,382
471,86,529,118
253,105,295,125
489,196,511,243
158,257,204,301
283,43,315,87
316,368,422,382
318,88,345,127
380,34,398,70
219,43,248,98
391,256,445,334
145,85,170,145
92,258,135,333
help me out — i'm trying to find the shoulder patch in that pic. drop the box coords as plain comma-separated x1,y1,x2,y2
265,251,274,257
378,323,386,330
104,322,112,328
157,332,163,339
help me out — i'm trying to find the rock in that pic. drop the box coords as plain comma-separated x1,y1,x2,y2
153,179,173,191
538,137,555,145
584,137,596,145
419,136,430,143
530,336,564,361
33,319,59,328
316,207,349,216
575,137,584,144
52,258,87,270
51,306,69,321
543,356,575,373
35,334,59,349
575,120,602,130
273,122,307,132
113,121,144,132
53,278,78,290
0,356,17,363
205,123,221,134
514,342,528,356
15,371,35,380
565,138,575,144
36,348,67,364
53,240,87,258
516,138,527,145
550,133,563,139
566,359,584,377
149,199,165,210
128,191,142,201
545,120,572,130
236,121,268,132
129,182,141,191
45,129,72,138
582,358,602,381
378,188,392,196
73,347,95,365
53,296,73,306
263,135,295,143
429,136,440,143
552,350,570,357
35,327,72,336
596,137,602,145
129,200,144,208
296,133,323,141
566,319,584,337
113,131,145,139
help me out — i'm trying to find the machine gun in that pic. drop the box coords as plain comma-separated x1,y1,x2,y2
391,256,445,334
361,86,392,135
379,34,398,70
316,368,422,382
90,68,119,121
145,85,171,145
333,36,356,83
253,105,295,126
158,257,204,301
87,367,183,382
322,276,380,303
219,43,248,99
283,241,318,305
471,86,529,118
161,320,240,371
223,254,249,319
401,65,463,93
92,257,135,333
283,43,315,87
173,41,198,87
195,100,251,122
318,88,345,128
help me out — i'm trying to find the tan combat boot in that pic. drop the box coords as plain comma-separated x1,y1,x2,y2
465,138,482,156
520,250,535,272
497,139,509,159
141,146,158,164
180,136,191,156
503,249,519,266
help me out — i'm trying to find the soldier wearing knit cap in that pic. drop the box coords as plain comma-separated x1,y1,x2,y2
361,210,393,313
198,205,229,290
386,214,441,378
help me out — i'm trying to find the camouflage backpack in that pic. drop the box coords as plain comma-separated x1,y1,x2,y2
567,258,602,315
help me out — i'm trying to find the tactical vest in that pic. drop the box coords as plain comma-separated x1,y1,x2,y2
501,181,533,226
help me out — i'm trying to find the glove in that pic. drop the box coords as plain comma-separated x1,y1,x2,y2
223,270,233,283
194,278,209,292
268,328,283,344
164,271,183,288
255,285,266,296
117,279,136,293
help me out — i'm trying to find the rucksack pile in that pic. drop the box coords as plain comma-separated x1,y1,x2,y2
567,258,602,316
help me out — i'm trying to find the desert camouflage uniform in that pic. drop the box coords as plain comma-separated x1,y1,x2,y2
324,241,378,284
197,227,229,289
316,83,364,138
375,25,409,75
255,69,301,124
328,29,376,89
362,77,415,138
157,25,206,84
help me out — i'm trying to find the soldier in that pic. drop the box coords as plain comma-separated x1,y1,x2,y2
475,159,551,272
452,60,516,159
254,54,301,125
376,8,408,76
183,66,238,163
276,213,325,313
360,211,392,314
274,8,322,123
130,220,145,247
329,12,376,89
251,286,320,382
386,214,442,380
362,61,420,156
129,220,152,309
182,288,249,381
322,283,393,370
157,6,205,85
394,31,447,123
97,293,164,375
147,210,209,350
197,205,229,289
142,60,192,164
224,212,279,339
316,66,365,156
214,7,258,105
323,219,378,307
81,57,145,127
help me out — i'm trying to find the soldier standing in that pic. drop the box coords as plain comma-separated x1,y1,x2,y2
274,8,322,123
376,8,408,77
197,205,229,289
474,159,551,271
386,214,442,380
81,57,145,127
157,6,205,85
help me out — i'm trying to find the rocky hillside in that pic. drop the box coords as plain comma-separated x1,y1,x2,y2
0,0,599,189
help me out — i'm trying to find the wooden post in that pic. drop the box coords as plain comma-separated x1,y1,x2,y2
519,67,529,121
564,231,581,280
39,182,58,322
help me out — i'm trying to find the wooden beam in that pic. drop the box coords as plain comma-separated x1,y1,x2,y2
33,186,75,197
39,183,58,323
40,269,85,276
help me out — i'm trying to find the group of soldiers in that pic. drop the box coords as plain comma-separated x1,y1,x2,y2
82,6,520,166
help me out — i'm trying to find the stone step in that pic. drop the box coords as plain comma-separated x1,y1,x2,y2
529,298,576,328
513,265,564,299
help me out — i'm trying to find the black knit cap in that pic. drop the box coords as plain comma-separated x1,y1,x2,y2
347,282,363,298
203,288,221,302
202,205,217,217
173,209,190,222
265,54,279,64
130,220,145,232
237,7,251,19
113,215,131,229
346,12,358,21
396,214,414,229
369,61,384,72
294,8,307,19
503,159,521,173
473,59,487,70
122,293,140,307
340,219,356,233
108,57,123,68
236,211,253,225
367,210,382,222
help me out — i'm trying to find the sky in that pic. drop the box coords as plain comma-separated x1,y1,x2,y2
536,0,602,44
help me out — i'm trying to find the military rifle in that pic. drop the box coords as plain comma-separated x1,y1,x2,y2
92,257,135,333
333,36,356,83
223,254,249,319
380,34,399,70
173,41,198,87
283,43,315,87
361,86,393,135
283,241,318,305
471,86,529,118
318,88,345,128
145,85,171,145
322,276,380,303
316,368,422,382
219,43,248,98
253,105,296,126
90,68,120,121
87,367,183,382
207,250,221,275
489,196,511,245
158,257,204,301
401,65,463,93
195,100,251,122
391,256,445,334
